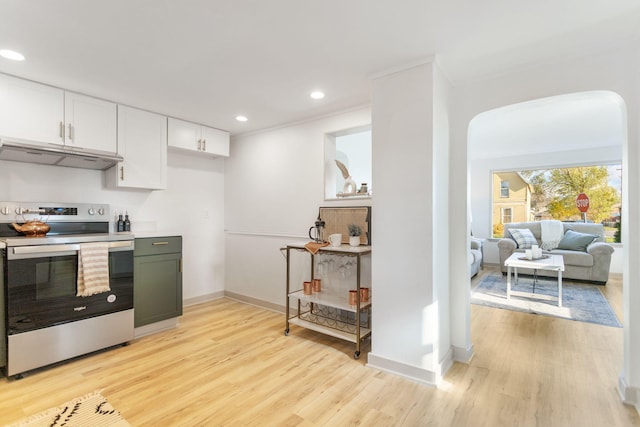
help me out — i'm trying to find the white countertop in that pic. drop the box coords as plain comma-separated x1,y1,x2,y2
132,231,182,239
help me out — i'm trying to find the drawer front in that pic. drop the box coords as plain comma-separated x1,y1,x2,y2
134,236,182,256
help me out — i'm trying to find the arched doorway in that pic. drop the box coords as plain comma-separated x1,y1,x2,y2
464,90,630,402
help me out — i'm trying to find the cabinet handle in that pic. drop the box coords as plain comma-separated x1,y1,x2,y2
152,241,169,245
120,166,124,181
197,139,202,151
179,258,182,273
59,121,65,139
202,139,206,151
68,123,73,141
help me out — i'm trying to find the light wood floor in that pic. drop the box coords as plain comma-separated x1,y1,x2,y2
0,268,638,426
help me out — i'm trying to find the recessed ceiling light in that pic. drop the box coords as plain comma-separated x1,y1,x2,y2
310,91,325,100
0,49,25,61
235,115,248,122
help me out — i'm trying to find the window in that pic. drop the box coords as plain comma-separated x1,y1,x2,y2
491,165,622,241
500,181,510,198
324,125,372,200
501,208,512,224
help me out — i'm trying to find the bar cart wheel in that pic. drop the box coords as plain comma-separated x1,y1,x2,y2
354,351,360,359
284,328,290,336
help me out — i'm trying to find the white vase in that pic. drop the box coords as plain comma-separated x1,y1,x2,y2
349,236,360,247
343,176,357,194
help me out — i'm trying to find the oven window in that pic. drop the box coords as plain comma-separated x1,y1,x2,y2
36,259,76,300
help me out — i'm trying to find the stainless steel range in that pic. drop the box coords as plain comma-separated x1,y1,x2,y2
0,201,134,378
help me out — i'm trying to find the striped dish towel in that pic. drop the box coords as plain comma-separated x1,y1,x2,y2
77,242,110,297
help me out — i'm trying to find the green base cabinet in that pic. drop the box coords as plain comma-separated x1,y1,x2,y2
1,252,5,369
134,236,183,327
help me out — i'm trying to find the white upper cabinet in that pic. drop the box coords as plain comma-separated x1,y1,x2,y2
64,92,117,154
201,125,230,157
107,105,167,190
0,74,117,154
168,117,229,157
0,73,64,145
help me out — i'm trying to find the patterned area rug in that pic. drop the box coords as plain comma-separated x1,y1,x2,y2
6,391,130,427
471,273,622,328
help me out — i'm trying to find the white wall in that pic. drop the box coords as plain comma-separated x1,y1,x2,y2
0,150,226,302
224,107,371,307
368,61,453,385
433,63,452,371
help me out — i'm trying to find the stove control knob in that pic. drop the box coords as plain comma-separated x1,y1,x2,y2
1,206,11,215
97,208,105,216
15,207,24,215
88,208,96,215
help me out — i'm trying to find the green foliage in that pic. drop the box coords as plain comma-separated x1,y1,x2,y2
493,222,504,238
521,166,620,223
614,221,621,243
347,224,362,236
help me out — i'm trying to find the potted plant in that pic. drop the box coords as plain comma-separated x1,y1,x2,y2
347,224,361,247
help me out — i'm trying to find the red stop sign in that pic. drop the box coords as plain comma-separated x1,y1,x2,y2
576,193,590,213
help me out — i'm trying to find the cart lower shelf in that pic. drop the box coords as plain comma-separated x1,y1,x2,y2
287,312,371,343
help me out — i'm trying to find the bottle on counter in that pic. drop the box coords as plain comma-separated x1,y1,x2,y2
124,212,131,232
117,213,124,232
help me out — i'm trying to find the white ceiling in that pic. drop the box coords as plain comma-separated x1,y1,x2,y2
469,91,626,160
1,1,639,135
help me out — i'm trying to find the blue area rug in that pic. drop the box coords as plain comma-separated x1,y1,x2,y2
471,273,622,328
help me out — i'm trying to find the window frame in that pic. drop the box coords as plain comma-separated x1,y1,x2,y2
500,180,510,198
501,207,512,224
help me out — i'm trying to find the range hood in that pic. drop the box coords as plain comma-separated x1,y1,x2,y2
0,138,122,171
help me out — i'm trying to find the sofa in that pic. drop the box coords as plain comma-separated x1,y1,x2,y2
497,221,614,284
470,237,483,277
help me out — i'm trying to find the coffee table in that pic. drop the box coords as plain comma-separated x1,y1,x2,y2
504,253,565,307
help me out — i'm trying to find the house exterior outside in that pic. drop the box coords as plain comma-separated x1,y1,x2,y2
492,172,533,236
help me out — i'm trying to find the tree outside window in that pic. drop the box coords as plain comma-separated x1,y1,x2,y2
492,165,622,242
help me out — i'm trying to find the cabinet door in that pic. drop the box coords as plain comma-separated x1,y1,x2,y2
0,255,5,368
0,74,64,145
134,252,183,327
112,105,167,190
201,125,230,157
167,117,200,151
64,92,117,154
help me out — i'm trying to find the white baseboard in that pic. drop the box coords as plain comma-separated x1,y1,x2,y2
183,291,225,307
367,350,453,388
134,317,179,338
619,375,640,415
224,291,285,314
440,347,454,380
452,344,475,363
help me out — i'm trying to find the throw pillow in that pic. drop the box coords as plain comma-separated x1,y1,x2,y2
508,228,538,249
556,229,598,252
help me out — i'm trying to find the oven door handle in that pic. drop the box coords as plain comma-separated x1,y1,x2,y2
11,240,134,257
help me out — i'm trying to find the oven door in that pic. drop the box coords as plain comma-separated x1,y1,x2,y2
5,241,134,334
